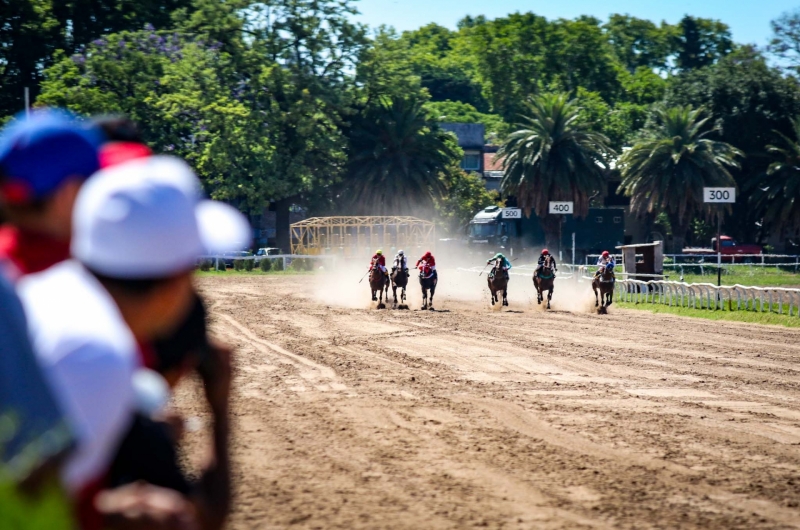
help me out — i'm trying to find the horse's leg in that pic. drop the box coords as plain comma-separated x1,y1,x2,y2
503,285,508,306
547,283,553,309
422,287,427,310
490,285,496,305
429,281,436,310
535,279,542,304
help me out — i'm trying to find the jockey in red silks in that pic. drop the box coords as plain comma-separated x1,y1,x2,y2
369,249,388,276
415,251,437,280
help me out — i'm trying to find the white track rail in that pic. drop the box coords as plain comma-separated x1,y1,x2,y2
615,279,800,316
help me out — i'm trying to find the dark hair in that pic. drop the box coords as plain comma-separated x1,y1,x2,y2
89,269,172,297
92,115,144,144
152,294,209,373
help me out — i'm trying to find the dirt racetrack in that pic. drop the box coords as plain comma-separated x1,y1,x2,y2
176,271,800,529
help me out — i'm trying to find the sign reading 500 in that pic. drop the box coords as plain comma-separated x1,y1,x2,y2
501,208,522,219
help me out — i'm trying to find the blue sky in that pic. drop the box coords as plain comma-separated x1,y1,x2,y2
354,0,798,46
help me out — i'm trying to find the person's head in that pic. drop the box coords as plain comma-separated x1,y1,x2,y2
376,249,383,256
424,251,431,259
398,249,404,256
0,109,102,239
92,115,152,168
152,294,210,387
72,156,250,342
602,250,610,258
542,248,549,256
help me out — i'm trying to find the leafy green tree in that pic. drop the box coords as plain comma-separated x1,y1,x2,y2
618,106,743,252
672,15,733,71
424,100,508,140
397,23,486,109
498,93,613,250
603,14,672,73
343,96,461,214
767,9,800,75
0,0,192,118
434,168,500,235
664,47,800,241
750,118,800,235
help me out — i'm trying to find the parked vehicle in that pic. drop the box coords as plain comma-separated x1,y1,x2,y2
254,247,281,263
682,236,762,261
223,250,252,267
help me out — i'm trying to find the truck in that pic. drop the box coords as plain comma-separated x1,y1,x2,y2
467,206,625,260
682,236,762,261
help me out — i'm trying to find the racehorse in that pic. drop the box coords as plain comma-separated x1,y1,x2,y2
418,266,437,310
391,268,409,309
487,260,509,307
533,255,555,309
369,266,390,309
592,264,615,314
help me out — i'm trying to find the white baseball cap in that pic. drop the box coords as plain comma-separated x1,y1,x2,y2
71,156,250,279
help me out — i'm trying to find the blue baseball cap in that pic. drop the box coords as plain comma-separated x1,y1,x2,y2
0,109,102,204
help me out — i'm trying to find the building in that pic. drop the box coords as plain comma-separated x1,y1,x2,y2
441,123,486,174
482,145,503,192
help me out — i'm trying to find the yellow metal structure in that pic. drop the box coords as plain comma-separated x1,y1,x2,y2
290,216,435,257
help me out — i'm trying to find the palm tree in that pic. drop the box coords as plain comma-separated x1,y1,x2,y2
618,105,743,252
750,118,800,236
498,93,613,250
344,96,460,214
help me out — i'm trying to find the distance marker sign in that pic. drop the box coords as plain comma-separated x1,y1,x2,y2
703,187,736,203
549,201,573,214
501,208,522,219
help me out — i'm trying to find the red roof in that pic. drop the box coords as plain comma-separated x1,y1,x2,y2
483,152,504,172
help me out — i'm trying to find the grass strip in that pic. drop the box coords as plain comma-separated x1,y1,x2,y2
615,301,800,327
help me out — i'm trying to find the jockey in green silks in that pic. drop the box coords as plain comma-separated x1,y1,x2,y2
486,252,512,279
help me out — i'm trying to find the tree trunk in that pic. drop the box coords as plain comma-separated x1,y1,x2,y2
275,197,292,254
668,212,689,254
541,215,562,256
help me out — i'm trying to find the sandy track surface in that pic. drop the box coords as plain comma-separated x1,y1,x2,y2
175,273,800,529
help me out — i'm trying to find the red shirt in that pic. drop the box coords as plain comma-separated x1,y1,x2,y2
369,254,386,268
0,225,70,281
416,255,436,268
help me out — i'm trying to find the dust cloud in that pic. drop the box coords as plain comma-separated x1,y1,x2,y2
311,247,599,314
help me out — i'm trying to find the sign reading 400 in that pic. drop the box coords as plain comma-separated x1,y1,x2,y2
549,201,574,214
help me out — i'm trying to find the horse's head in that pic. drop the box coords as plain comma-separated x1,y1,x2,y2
543,255,553,271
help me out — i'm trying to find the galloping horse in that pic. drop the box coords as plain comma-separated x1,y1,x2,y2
391,268,409,309
592,264,615,313
419,266,437,310
369,267,390,309
533,255,555,309
487,260,509,307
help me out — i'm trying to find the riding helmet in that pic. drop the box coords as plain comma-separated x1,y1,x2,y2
376,249,383,255
602,250,609,257
542,249,549,255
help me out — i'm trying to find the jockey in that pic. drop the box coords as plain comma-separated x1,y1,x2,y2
370,249,388,276
486,252,511,279
595,250,616,279
415,251,437,280
392,249,409,276
535,248,558,277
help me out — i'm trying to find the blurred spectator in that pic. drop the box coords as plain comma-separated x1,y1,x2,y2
0,110,102,280
18,155,248,529
0,273,75,530
92,115,152,168
108,295,234,530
